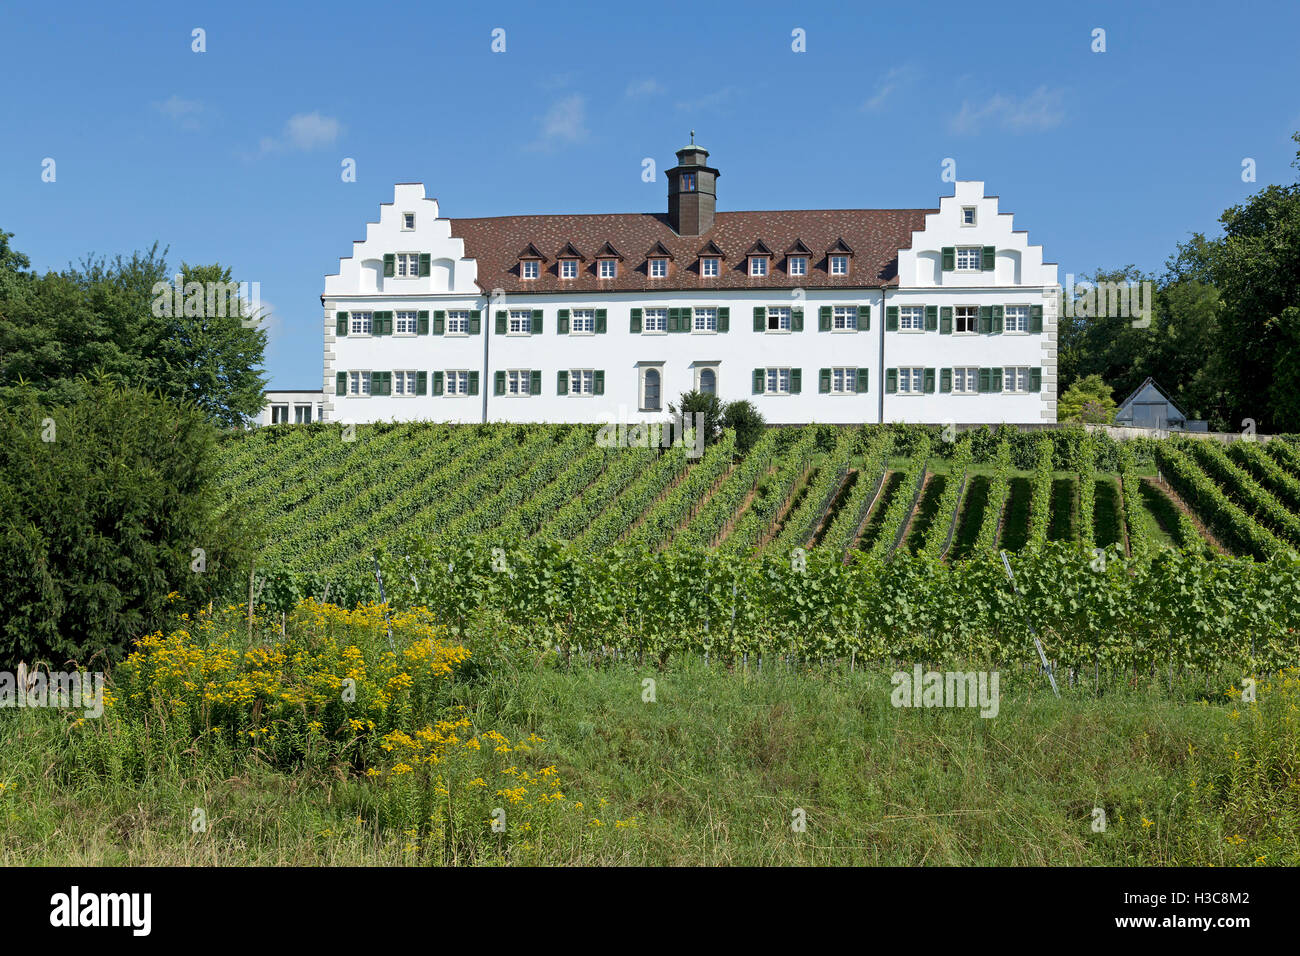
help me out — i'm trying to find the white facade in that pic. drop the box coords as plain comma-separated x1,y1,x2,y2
261,390,325,426
308,173,1058,427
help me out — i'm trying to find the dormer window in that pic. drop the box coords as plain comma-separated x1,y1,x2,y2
830,255,849,276
649,258,667,278
560,259,578,279
521,260,539,279
682,172,697,191
701,257,719,277
749,256,768,277
825,238,854,277
402,213,415,230
788,256,807,276
599,259,617,279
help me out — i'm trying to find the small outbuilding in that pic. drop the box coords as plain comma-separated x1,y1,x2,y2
1114,377,1205,431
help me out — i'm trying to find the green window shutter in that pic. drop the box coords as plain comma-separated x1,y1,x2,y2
531,310,543,334
431,371,443,396
717,307,728,332
886,306,899,331
978,306,992,334
557,370,569,395
818,306,832,331
383,371,393,396
383,254,395,277
336,311,348,336
433,311,445,335
595,309,607,333
991,305,1004,334
923,368,936,394
978,368,991,393
1030,368,1042,392
417,310,430,335
924,306,938,332
594,370,604,395
495,311,507,334
792,308,804,332
371,312,384,336
991,367,1003,392
857,305,870,330
941,247,955,271
468,371,479,395
754,307,765,332
819,368,831,393
336,371,347,395
557,309,570,334
494,371,506,395
419,253,431,277
752,369,764,394
630,308,642,333
416,371,428,396
857,368,869,393
370,371,381,394
469,311,482,335
1029,305,1043,333
940,368,952,393
885,368,898,393
529,370,541,395
938,306,951,334
790,368,801,394
982,246,995,271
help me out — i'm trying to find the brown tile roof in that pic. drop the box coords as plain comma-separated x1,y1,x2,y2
449,208,935,294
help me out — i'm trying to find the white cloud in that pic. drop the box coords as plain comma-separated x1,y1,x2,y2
676,86,735,112
528,95,589,152
862,66,917,112
259,112,343,154
949,86,1065,135
156,95,203,130
625,78,664,98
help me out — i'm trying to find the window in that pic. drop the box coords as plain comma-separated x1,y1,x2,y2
952,367,978,394
395,253,420,277
403,213,415,230
447,310,470,334
1005,305,1029,333
569,369,595,395
699,367,717,395
643,308,667,332
349,371,371,396
830,255,849,276
508,309,532,334
701,257,719,277
897,367,924,394
955,246,982,271
350,311,373,335
394,311,418,334
521,260,539,279
643,368,661,410
271,404,288,424
830,368,858,395
447,370,470,395
833,306,857,331
649,258,667,278
560,259,578,279
788,256,807,276
694,307,718,333
507,370,531,395
765,368,791,395
955,305,978,334
598,259,617,279
682,172,696,191
294,404,313,423
393,370,418,395
899,306,924,331
1004,366,1030,393
961,207,977,226
766,306,791,332
571,309,595,334
749,257,768,277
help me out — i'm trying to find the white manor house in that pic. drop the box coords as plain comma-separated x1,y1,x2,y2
261,140,1060,426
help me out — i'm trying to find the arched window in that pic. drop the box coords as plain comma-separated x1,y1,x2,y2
644,368,661,411
699,368,716,395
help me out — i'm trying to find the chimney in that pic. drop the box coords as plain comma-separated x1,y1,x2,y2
666,132,719,236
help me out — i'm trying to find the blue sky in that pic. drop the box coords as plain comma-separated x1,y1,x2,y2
2,0,1297,388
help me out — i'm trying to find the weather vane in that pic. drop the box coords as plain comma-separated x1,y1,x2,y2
690,129,695,144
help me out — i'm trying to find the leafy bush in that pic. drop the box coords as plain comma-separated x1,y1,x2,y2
721,400,766,454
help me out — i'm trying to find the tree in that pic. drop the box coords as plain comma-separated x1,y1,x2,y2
668,389,723,448
721,399,766,453
0,380,254,664
1058,374,1117,424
